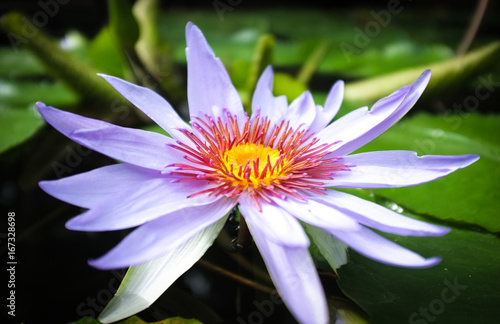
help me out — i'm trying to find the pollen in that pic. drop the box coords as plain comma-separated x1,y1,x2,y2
168,109,347,209
222,143,285,188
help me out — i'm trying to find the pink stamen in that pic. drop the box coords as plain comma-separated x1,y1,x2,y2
169,112,350,205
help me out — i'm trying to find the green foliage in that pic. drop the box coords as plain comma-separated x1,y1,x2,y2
338,211,500,324
0,12,122,103
244,34,275,112
0,105,43,153
108,0,140,52
0,48,45,76
343,41,500,105
88,26,131,79
272,72,308,102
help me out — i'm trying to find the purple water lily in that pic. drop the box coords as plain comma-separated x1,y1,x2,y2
38,22,478,324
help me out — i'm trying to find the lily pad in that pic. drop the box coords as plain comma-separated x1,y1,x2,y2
0,78,79,107
337,208,500,324
88,26,131,79
0,105,43,153
159,9,457,77
0,48,45,76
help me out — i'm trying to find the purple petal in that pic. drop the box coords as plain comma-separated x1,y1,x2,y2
185,23,245,124
238,194,309,247
283,91,317,130
317,85,408,155
313,190,450,236
326,151,479,188
251,66,288,122
340,70,431,154
309,80,344,132
247,222,329,324
89,197,236,269
66,178,220,231
273,196,362,232
39,163,160,209
98,74,191,141
319,70,431,156
330,226,442,268
37,103,184,170
37,102,107,137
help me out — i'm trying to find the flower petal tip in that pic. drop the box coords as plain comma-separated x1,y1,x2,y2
87,258,102,269
64,218,79,230
419,69,432,82
38,180,49,191
36,102,51,118
392,256,443,269
65,216,89,231
87,257,116,270
463,154,480,166
35,101,47,110
435,226,452,236
409,256,444,269
418,256,442,269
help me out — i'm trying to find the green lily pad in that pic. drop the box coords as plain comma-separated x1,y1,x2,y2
0,78,79,107
159,9,457,77
337,208,500,324
0,105,44,153
333,113,500,324
0,48,45,76
88,26,131,79
357,113,500,233
273,72,307,102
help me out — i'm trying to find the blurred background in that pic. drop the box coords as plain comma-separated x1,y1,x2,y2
1,1,499,323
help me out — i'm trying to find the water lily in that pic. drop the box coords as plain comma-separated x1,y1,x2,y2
38,22,478,324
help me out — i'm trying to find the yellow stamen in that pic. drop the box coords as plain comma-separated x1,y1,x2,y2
222,143,285,188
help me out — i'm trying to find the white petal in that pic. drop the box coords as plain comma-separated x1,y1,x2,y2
304,223,348,273
97,215,228,324
89,197,236,269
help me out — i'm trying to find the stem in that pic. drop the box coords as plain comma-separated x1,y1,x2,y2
0,12,121,104
198,259,276,294
456,0,489,56
237,217,252,248
297,40,330,85
245,34,275,114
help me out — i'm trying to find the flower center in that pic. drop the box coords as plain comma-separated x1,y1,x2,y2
222,143,285,188
167,110,347,210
